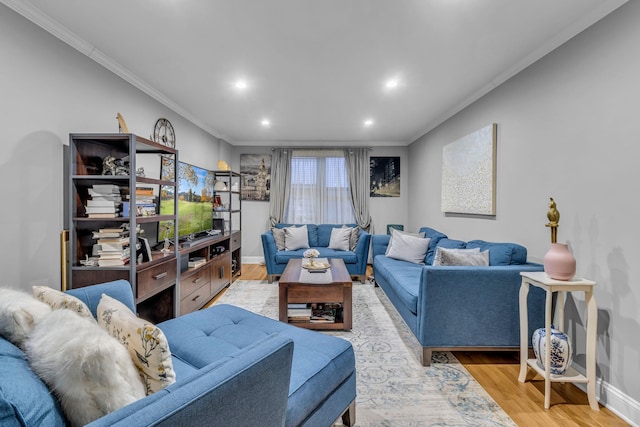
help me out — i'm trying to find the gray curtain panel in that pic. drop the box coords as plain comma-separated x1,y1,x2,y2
345,148,371,230
269,148,291,226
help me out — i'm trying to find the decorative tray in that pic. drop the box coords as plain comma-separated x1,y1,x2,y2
302,262,331,270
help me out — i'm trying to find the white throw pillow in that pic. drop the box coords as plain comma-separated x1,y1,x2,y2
25,309,146,426
385,229,426,256
385,231,431,264
0,288,51,349
328,227,351,251
284,225,310,250
33,286,94,321
271,227,286,251
432,247,489,266
342,225,360,251
97,294,176,395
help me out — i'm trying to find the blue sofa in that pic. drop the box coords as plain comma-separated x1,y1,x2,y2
0,280,356,427
262,224,371,283
372,227,547,366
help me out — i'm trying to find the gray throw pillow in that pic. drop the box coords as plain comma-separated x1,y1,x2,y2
272,227,286,251
284,225,310,251
385,229,426,256
328,227,351,251
341,225,360,251
385,231,431,264
433,247,489,266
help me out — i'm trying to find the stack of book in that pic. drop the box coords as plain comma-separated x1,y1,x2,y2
188,256,207,269
135,187,157,217
93,227,130,267
287,303,312,322
86,184,122,218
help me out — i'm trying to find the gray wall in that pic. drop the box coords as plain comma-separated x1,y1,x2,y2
0,5,230,291
231,145,409,262
408,2,639,422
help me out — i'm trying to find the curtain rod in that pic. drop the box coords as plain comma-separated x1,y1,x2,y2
271,146,373,151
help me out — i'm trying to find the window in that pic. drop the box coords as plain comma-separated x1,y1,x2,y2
284,149,356,224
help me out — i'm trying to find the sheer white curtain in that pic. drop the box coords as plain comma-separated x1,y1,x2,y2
283,149,356,224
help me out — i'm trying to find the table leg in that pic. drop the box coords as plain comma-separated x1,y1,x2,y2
279,286,288,323
343,285,352,331
544,289,553,409
586,289,600,410
518,280,530,382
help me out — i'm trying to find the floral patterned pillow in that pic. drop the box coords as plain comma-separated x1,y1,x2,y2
32,286,94,321
97,294,176,395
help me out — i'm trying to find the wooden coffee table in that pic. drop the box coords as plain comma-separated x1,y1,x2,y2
278,258,352,331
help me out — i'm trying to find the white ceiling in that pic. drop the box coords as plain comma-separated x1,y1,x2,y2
3,0,627,145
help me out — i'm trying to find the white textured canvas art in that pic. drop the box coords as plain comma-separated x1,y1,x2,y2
441,124,496,215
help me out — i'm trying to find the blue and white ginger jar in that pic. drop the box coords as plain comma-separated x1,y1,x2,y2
532,326,572,375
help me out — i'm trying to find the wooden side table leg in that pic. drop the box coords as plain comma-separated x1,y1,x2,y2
518,280,530,382
586,290,600,410
544,289,553,409
343,285,352,331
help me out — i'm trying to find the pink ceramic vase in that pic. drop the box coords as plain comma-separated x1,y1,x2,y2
543,242,576,280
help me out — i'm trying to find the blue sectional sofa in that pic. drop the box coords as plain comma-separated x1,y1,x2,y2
372,227,547,366
0,280,356,427
262,223,371,283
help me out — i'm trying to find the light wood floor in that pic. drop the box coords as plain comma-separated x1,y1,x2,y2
236,264,628,427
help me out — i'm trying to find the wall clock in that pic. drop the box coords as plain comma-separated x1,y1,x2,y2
153,118,176,148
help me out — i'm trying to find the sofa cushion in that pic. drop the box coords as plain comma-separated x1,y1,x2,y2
33,285,94,320
284,225,310,250
316,224,356,247
275,248,357,264
328,227,351,251
0,337,67,426
466,240,528,265
433,247,489,266
386,229,430,265
272,227,287,251
372,256,423,314
419,227,449,264
97,294,176,395
158,304,355,427
276,224,319,247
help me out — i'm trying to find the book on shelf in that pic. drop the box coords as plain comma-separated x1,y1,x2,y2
87,213,121,218
91,184,121,193
136,203,157,217
135,196,156,204
135,187,154,196
86,200,122,207
85,205,120,214
287,303,309,309
98,257,130,267
92,228,128,239
188,257,207,268
97,247,131,259
287,307,312,322
87,192,123,202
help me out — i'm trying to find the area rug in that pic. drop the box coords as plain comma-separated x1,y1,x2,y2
215,280,516,427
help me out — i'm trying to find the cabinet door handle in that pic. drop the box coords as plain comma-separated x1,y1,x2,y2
193,277,201,284
153,272,168,280
192,294,200,302
219,266,224,279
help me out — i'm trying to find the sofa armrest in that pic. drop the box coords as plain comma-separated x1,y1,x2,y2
261,230,279,273
352,230,371,273
416,263,545,346
371,234,390,259
66,279,135,318
87,333,294,427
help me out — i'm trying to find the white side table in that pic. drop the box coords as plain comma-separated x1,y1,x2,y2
518,271,599,410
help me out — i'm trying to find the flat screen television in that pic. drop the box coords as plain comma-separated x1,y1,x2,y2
158,159,214,242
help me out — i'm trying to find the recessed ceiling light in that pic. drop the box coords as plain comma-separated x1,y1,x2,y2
261,119,271,127
385,79,399,89
364,119,374,127
234,79,248,90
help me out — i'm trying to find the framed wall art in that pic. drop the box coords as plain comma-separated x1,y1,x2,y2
370,157,400,197
240,154,271,201
441,123,497,215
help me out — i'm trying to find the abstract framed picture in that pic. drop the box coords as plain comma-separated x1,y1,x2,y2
370,157,400,197
441,123,497,215
240,154,271,201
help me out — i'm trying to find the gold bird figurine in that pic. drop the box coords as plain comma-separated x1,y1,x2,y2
545,197,560,243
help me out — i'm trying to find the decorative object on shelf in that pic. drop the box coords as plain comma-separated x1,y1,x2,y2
116,112,129,133
213,180,228,191
153,118,175,148
217,160,231,171
303,249,320,267
543,198,576,280
136,167,145,177
160,221,173,254
102,156,130,176
532,325,572,375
